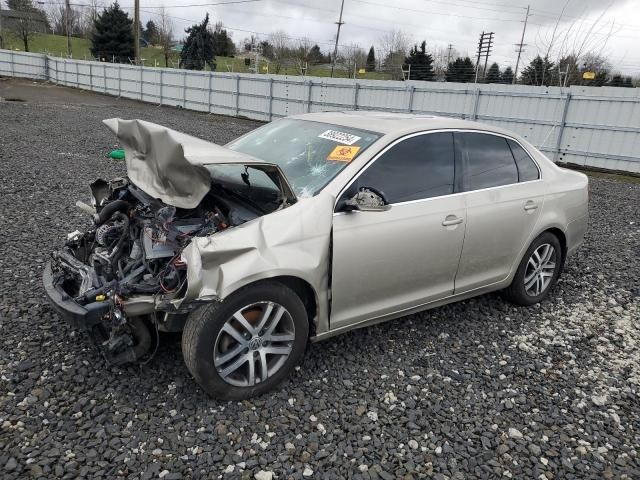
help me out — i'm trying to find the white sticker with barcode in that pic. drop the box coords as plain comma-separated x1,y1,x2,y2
318,129,361,145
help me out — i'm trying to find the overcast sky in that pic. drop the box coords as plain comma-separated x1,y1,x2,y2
120,0,639,75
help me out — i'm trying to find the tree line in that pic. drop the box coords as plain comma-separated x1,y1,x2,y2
0,1,636,87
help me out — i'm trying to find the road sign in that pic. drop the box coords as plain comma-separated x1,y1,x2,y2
583,71,596,80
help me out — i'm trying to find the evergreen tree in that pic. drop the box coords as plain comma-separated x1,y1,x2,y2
212,22,235,56
180,13,216,70
445,57,475,83
91,3,134,63
403,41,434,81
144,20,158,45
623,76,635,88
366,46,376,72
485,62,501,83
501,66,514,84
308,45,324,65
520,55,554,86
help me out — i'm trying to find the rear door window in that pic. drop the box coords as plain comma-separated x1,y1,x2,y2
457,132,518,191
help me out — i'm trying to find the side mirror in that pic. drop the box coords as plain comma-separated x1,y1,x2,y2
344,187,390,212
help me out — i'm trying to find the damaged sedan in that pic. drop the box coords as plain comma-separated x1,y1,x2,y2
44,112,589,399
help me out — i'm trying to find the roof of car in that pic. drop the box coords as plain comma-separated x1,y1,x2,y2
289,111,515,137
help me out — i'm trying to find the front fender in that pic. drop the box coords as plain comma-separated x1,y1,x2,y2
179,193,335,334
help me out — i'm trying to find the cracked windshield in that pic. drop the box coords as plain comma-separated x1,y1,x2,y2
228,118,381,197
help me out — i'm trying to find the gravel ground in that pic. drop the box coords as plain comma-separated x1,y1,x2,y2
1,81,639,479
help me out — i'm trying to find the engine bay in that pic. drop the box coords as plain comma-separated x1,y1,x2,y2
49,176,276,364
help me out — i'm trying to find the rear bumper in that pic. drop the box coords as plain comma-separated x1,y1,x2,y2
566,214,589,257
43,261,110,330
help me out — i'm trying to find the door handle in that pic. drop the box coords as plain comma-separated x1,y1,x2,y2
524,201,538,211
442,215,464,226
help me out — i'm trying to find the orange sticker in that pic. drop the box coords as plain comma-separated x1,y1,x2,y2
327,145,361,162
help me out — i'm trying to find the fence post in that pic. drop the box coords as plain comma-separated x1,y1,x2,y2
353,82,360,110
64,59,68,86
103,64,107,94
89,62,93,91
140,65,144,100
472,88,481,120
43,55,49,81
235,74,240,116
306,80,312,113
183,70,187,108
268,77,274,120
10,51,14,76
407,84,415,113
118,64,121,97
75,61,79,88
159,69,164,106
554,92,572,162
208,72,214,113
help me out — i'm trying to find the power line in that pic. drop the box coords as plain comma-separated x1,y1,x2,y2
350,0,539,25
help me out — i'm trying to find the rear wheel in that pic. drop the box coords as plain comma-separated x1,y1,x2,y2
182,281,308,400
503,232,563,306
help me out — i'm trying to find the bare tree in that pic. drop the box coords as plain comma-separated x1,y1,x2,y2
292,36,312,74
534,2,617,86
378,28,410,78
8,0,49,51
269,29,290,74
339,43,365,77
157,6,174,67
79,0,102,37
47,3,80,37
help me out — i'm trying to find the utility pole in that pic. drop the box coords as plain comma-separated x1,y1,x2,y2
482,32,494,77
330,0,345,78
446,43,453,65
65,0,72,56
474,31,493,83
134,0,140,64
513,4,530,84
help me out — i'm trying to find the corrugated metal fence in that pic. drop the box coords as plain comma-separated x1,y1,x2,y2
2,49,639,173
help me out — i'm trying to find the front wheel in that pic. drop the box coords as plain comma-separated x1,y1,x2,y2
503,232,563,306
182,281,309,400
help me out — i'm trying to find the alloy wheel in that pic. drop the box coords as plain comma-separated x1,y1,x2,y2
213,301,295,387
524,243,556,297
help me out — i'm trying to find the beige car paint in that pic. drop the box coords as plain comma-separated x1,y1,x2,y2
105,114,589,340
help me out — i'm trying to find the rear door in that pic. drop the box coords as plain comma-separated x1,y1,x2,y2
453,132,544,293
330,132,466,329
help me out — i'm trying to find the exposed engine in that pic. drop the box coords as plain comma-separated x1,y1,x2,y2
50,176,265,365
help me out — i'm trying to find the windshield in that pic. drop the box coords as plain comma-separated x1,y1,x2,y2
227,119,382,197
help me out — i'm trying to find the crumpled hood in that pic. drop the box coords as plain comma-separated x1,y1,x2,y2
103,118,295,209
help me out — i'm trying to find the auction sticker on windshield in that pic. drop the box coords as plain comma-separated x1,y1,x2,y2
327,145,361,162
318,130,361,145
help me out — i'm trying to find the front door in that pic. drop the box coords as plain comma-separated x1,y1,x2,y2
330,132,466,329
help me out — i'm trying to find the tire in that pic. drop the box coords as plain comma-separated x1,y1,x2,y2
502,232,563,306
182,281,309,400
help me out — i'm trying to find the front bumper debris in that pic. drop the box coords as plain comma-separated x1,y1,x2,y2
43,260,111,330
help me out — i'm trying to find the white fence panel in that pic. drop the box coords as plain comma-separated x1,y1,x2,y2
0,49,638,173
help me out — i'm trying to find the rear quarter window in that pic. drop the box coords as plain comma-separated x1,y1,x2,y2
508,139,540,182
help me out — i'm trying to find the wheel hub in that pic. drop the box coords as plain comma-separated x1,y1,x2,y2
213,301,296,387
248,336,265,351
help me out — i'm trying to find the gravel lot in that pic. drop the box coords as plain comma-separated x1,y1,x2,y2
1,79,639,479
